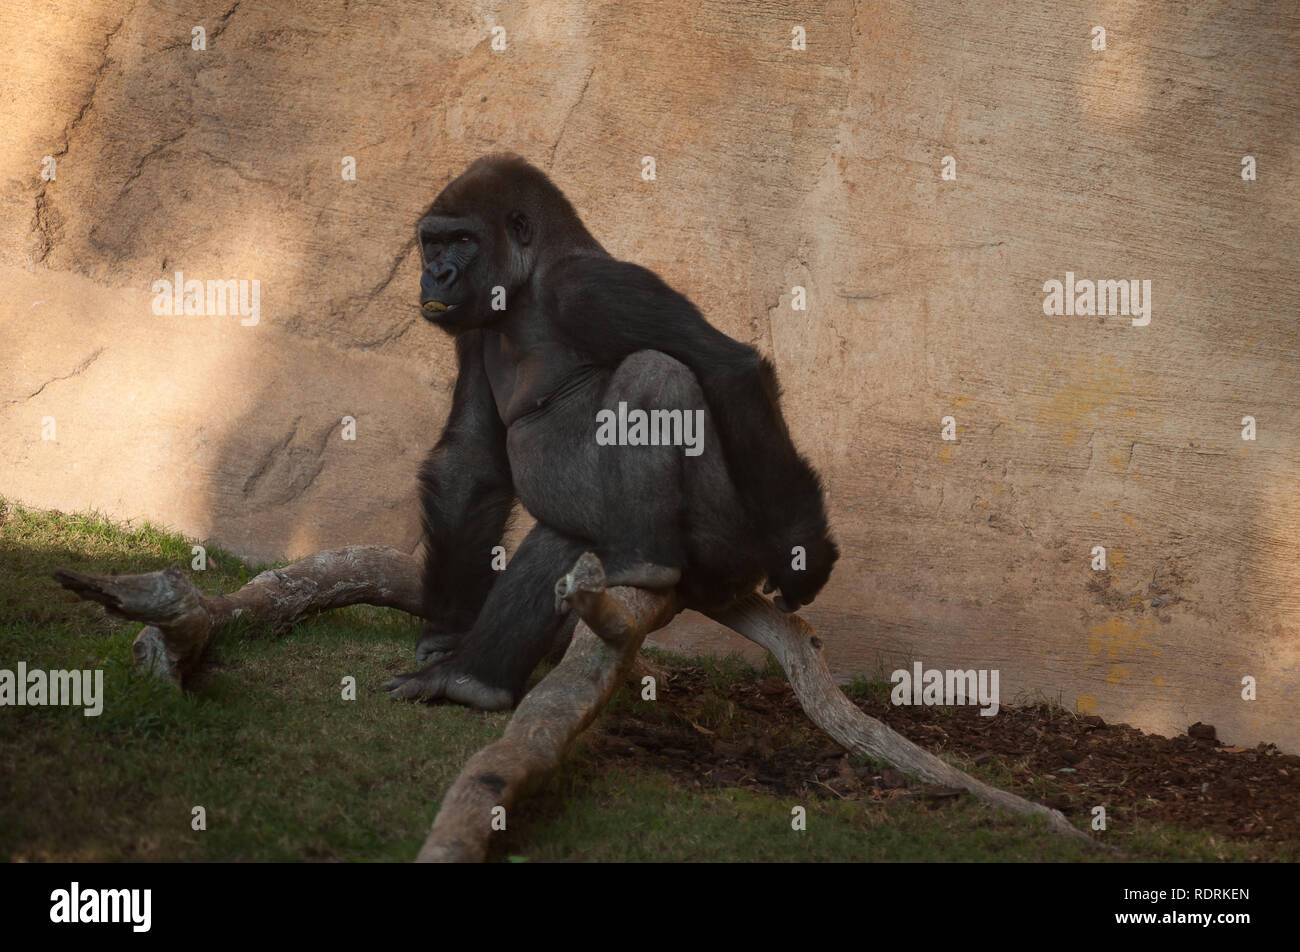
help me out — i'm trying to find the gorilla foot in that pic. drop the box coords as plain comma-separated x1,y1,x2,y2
555,554,680,613
383,662,514,711
415,629,461,665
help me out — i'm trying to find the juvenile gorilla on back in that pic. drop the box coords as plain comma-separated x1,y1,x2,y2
383,154,837,710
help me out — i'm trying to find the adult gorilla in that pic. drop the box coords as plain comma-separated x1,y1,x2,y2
384,154,837,709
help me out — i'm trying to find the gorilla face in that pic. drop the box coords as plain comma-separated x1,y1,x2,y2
418,215,483,325
416,162,538,333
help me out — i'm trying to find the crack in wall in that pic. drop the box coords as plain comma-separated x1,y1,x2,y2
339,235,418,324
549,65,596,170
114,130,192,198
355,316,418,351
160,0,243,52
834,287,892,301
240,414,335,510
30,15,130,264
5,348,106,406
193,149,281,188
241,420,300,495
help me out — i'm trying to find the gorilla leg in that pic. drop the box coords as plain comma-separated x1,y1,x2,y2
593,350,703,590
509,349,759,604
596,350,763,605
385,523,586,709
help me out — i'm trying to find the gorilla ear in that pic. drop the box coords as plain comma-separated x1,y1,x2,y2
508,210,534,246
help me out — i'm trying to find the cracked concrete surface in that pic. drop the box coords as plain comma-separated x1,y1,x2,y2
0,0,1298,750
4,348,105,406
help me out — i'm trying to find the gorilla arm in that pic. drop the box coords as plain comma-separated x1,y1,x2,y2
418,329,516,641
546,256,838,610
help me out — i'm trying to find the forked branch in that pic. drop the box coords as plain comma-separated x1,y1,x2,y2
418,553,680,861
706,595,1095,844
53,546,421,683
52,546,1097,856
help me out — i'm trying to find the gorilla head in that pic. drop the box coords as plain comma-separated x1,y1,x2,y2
415,154,599,332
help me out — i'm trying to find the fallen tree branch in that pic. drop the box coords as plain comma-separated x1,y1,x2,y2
417,553,680,861
53,547,1098,853
706,594,1097,845
52,546,421,684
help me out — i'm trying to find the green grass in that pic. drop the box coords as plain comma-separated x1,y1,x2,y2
0,498,506,861
0,497,1274,861
496,761,1100,862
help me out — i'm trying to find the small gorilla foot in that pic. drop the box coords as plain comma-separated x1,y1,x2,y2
553,552,681,613
382,661,514,711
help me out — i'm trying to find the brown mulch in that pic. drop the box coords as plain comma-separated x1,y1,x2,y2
586,665,1300,850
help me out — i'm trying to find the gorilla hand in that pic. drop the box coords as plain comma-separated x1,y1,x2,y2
763,533,838,613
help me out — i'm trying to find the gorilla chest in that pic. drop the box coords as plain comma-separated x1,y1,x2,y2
484,332,596,426
504,379,606,538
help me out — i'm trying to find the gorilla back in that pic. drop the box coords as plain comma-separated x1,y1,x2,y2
383,154,837,710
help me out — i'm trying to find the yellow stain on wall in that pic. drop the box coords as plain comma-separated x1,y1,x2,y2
1034,357,1133,446
1108,451,1129,470
939,445,952,462
1106,665,1131,684
1076,693,1098,714
1121,513,1139,531
1087,616,1157,661
1153,676,1166,687
1108,547,1127,569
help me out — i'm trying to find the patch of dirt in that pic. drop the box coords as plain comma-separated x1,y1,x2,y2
587,665,1300,851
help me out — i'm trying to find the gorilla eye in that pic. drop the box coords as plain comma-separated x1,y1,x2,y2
455,233,472,243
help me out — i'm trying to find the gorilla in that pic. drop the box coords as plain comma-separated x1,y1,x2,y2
383,154,837,710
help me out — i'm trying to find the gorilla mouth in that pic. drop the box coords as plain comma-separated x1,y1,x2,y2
422,301,457,314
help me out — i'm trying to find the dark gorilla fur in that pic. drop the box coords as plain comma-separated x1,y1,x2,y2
383,154,838,710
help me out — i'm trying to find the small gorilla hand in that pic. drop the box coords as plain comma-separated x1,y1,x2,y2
763,535,838,613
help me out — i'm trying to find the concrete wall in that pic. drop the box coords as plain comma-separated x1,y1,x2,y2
2,1,1296,749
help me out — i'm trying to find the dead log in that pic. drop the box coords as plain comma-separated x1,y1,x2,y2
52,546,1097,854
417,553,679,861
52,546,421,684
706,595,1096,844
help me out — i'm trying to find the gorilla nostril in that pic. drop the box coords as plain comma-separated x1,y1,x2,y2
436,265,458,285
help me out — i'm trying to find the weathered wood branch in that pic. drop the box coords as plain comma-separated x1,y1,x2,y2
53,546,1097,854
706,594,1097,845
418,553,680,862
52,545,421,684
